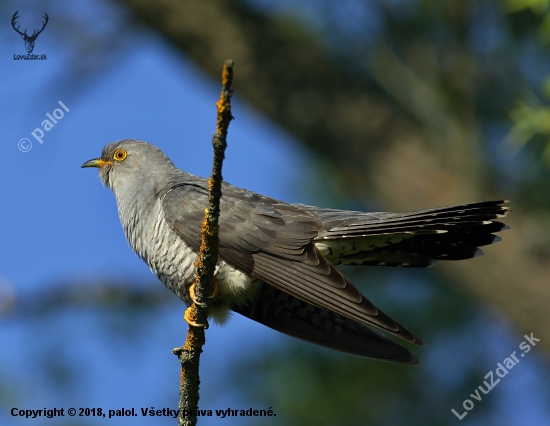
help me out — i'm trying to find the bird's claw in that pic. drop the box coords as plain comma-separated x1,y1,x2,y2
189,281,219,306
184,307,209,329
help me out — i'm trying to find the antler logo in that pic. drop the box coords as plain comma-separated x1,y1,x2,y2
11,11,49,54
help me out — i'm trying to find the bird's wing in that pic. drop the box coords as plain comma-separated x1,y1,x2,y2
300,201,509,267
161,182,422,345
233,285,419,364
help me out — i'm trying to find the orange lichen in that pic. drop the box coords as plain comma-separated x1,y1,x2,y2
175,60,233,425
215,60,234,135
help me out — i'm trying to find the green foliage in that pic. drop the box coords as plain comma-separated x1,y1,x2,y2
504,0,550,165
504,0,550,14
508,99,550,163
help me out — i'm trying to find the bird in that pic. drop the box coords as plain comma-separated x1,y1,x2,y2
82,139,509,365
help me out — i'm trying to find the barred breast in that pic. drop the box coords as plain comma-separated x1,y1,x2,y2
120,198,262,323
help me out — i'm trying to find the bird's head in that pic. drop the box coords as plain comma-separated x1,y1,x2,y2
81,139,178,196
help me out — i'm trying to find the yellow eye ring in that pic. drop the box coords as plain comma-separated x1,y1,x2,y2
113,149,127,162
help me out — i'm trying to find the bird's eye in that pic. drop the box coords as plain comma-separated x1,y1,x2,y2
113,149,127,162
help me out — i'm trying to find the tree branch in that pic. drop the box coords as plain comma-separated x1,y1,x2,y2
172,60,233,426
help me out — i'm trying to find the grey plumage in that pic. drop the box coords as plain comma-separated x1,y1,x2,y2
82,139,510,365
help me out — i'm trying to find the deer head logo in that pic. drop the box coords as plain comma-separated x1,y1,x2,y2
11,11,49,54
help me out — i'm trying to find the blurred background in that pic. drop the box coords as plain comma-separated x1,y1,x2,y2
1,0,550,425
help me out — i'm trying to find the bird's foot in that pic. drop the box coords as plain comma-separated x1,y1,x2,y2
184,306,209,329
188,280,219,306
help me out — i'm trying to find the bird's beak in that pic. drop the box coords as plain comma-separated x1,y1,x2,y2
81,158,113,168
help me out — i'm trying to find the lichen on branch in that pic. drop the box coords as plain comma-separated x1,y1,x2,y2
172,59,234,426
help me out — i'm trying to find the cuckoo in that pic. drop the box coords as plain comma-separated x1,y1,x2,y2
82,139,509,365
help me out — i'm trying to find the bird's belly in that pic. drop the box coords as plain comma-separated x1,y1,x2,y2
212,261,263,323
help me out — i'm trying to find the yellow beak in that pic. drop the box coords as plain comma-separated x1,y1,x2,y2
81,158,113,168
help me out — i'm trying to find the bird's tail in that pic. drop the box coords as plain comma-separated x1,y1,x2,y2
309,200,509,267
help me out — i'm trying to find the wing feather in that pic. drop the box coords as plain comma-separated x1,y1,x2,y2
162,181,422,345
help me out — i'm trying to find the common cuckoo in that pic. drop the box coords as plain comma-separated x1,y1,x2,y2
82,139,509,365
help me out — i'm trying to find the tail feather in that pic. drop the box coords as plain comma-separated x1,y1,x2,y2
301,200,509,233
307,201,509,267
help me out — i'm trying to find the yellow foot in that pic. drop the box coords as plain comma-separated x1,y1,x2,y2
189,281,219,306
184,307,209,329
